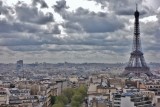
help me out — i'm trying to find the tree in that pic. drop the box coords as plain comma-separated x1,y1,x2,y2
71,100,80,107
71,93,83,103
77,85,87,98
63,88,74,103
51,96,56,105
52,102,64,107
52,86,88,107
55,94,69,105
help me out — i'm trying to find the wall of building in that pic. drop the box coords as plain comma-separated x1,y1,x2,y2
121,96,135,107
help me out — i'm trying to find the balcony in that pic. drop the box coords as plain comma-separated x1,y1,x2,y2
134,101,152,106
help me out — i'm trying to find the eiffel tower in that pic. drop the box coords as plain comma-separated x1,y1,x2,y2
123,5,152,76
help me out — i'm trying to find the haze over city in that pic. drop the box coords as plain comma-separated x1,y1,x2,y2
0,0,159,63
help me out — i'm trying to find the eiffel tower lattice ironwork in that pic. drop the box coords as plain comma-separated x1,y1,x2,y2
123,5,152,76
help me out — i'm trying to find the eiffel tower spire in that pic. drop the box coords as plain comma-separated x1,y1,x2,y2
134,4,140,50
136,3,138,11
123,5,152,76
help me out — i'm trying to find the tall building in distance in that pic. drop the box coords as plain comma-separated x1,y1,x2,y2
16,60,23,72
123,5,152,76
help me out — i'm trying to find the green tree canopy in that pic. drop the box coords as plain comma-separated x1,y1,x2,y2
52,85,87,107
51,96,56,105
63,88,74,103
52,102,64,107
71,100,80,107
72,93,83,103
77,85,87,98
55,94,69,105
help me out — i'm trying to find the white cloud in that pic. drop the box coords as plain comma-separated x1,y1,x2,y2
140,15,158,23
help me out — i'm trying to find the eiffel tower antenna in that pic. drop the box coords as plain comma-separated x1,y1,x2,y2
136,3,138,11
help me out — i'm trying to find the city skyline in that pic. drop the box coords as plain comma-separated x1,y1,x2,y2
0,0,160,63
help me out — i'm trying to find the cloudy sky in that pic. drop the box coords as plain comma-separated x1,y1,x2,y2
0,0,160,63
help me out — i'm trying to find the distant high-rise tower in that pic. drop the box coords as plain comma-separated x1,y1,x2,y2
123,5,152,76
16,60,23,72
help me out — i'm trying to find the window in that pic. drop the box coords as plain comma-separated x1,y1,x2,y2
157,98,160,103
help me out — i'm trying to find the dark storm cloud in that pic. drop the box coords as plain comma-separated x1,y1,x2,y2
32,0,48,8
48,24,61,34
62,22,84,33
59,7,126,33
0,33,62,46
145,45,160,52
116,7,148,16
0,19,46,33
0,19,61,34
15,2,54,25
0,0,15,20
46,45,129,53
6,43,129,53
0,1,11,15
88,0,107,7
0,1,61,34
89,0,151,16
8,46,43,52
0,30,131,53
0,38,42,46
53,0,68,12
